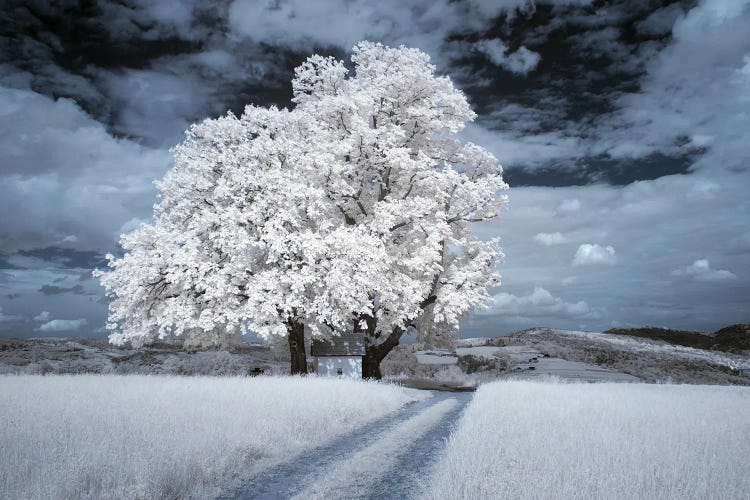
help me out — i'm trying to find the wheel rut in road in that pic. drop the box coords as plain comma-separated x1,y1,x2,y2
220,389,473,500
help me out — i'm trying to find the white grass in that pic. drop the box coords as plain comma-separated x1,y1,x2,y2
421,379,750,500
0,374,424,500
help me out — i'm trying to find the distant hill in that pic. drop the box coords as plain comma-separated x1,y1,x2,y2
712,324,750,353
604,324,750,354
457,327,750,385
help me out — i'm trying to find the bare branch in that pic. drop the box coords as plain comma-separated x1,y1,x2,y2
401,172,418,200
356,200,368,217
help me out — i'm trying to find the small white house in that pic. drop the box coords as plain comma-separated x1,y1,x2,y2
311,334,366,378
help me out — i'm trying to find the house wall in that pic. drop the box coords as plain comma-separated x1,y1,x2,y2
315,356,363,378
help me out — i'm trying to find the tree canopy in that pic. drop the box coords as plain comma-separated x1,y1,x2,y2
97,42,507,372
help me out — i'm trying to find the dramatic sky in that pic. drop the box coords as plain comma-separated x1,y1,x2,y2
1,0,748,339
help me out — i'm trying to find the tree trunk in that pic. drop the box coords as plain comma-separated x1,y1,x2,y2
286,320,308,375
362,326,404,379
362,349,382,380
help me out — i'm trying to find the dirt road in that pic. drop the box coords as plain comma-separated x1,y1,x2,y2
221,390,472,499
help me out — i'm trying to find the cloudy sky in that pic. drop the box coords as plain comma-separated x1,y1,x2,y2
1,0,748,339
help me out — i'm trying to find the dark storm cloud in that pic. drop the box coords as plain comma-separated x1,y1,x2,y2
39,284,85,296
451,1,707,182
2,1,306,148
502,152,695,187
16,248,107,269
0,0,747,337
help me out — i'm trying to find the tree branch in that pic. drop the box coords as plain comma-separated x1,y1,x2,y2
388,219,412,232
401,172,418,200
447,214,493,224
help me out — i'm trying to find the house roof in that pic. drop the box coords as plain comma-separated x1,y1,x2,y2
311,334,366,356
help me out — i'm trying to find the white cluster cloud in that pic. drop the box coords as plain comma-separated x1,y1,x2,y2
672,259,737,282
572,244,616,267
488,286,595,319
33,311,51,322
36,318,88,333
475,39,541,74
534,232,567,246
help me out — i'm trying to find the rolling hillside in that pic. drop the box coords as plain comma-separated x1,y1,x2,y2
456,327,750,385
604,324,750,354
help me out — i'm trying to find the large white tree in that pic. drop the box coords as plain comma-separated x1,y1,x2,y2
291,42,508,377
97,42,507,376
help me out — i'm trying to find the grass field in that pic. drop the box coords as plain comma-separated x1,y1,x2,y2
0,375,424,499
421,379,750,500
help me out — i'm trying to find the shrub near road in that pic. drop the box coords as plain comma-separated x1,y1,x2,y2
421,379,750,500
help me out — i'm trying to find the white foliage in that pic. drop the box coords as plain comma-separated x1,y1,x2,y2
97,41,507,347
